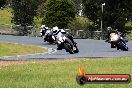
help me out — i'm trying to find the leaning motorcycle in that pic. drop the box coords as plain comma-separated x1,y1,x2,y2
109,32,128,51
42,30,55,44
56,34,79,54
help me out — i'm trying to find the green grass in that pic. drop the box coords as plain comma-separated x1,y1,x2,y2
0,7,43,26
0,42,47,56
0,57,132,88
0,7,42,35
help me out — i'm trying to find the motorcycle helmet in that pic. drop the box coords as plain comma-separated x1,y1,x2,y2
40,25,45,29
107,27,112,33
40,25,48,30
52,26,59,35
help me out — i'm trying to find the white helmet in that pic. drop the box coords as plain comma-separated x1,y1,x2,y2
40,25,49,30
40,25,45,29
52,26,59,34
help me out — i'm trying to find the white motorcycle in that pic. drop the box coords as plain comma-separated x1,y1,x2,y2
56,34,79,54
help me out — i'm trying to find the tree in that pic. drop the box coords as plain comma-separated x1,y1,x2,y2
71,0,82,15
36,0,47,17
82,0,132,33
11,0,42,35
0,0,6,8
42,0,76,29
68,16,92,38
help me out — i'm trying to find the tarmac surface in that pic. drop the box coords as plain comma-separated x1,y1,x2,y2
0,35,132,60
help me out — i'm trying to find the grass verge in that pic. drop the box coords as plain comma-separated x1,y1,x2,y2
0,57,131,88
0,42,47,56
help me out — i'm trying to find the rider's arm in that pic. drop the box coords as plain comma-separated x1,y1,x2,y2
60,29,66,34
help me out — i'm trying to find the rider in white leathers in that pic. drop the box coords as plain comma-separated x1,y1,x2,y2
52,26,75,50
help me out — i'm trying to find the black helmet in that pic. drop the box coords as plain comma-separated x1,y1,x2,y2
107,27,112,32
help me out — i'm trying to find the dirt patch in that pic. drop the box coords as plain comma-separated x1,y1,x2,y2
0,58,79,67
0,61,31,67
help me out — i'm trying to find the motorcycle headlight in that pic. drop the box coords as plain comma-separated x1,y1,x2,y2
62,36,67,40
57,35,67,44
110,34,119,41
58,37,63,42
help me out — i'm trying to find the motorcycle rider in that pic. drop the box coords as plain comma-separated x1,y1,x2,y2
105,27,127,47
105,27,117,42
40,25,49,36
52,26,76,50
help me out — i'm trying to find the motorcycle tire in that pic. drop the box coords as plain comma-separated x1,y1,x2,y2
64,42,74,54
116,45,120,50
73,45,79,53
118,41,128,51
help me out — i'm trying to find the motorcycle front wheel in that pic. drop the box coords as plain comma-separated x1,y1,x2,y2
73,45,79,53
118,41,128,51
64,43,74,54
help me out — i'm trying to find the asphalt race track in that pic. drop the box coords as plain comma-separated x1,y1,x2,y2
0,35,132,60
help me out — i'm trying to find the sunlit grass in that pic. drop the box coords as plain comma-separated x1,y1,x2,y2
0,57,131,88
0,42,47,56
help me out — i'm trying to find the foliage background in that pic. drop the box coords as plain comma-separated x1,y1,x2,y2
42,0,76,29
0,0,131,39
